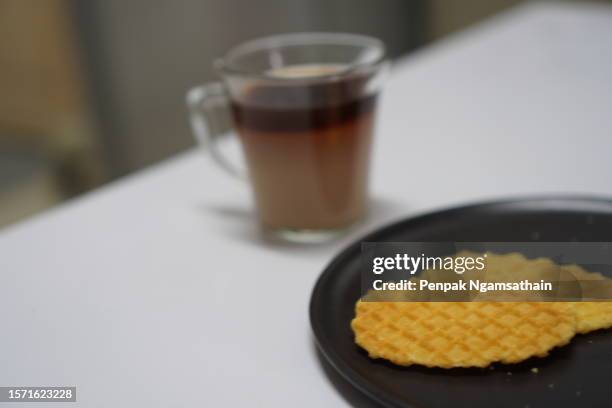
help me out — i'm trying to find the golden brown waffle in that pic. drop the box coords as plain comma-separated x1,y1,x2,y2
563,264,612,334
352,252,612,368
351,301,575,368
464,253,612,333
572,302,612,334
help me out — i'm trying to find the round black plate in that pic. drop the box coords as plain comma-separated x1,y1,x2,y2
310,196,612,408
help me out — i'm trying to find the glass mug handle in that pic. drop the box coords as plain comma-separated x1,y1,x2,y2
186,83,246,180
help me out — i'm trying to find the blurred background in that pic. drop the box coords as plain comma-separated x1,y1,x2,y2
0,0,605,227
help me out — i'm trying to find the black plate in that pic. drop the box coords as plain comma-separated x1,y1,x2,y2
310,196,612,408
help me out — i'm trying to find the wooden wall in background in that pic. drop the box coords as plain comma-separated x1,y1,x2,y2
0,0,105,227
0,0,88,138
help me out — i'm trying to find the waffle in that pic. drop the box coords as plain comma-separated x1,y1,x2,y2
572,302,612,333
352,252,612,368
563,264,612,334
351,301,575,368
464,253,612,333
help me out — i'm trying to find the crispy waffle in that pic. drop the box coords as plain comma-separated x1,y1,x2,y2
352,252,612,368
351,301,575,368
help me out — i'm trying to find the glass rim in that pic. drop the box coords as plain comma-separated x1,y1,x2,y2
215,32,387,83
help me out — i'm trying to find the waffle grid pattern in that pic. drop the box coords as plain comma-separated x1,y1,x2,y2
352,301,575,368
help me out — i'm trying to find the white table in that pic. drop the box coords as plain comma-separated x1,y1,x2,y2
1,2,612,407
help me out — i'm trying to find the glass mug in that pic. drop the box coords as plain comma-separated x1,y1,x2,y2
187,33,388,242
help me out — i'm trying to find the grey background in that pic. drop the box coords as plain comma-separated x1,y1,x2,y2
75,0,426,176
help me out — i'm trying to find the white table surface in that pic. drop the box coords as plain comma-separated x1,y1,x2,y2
2,2,612,407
